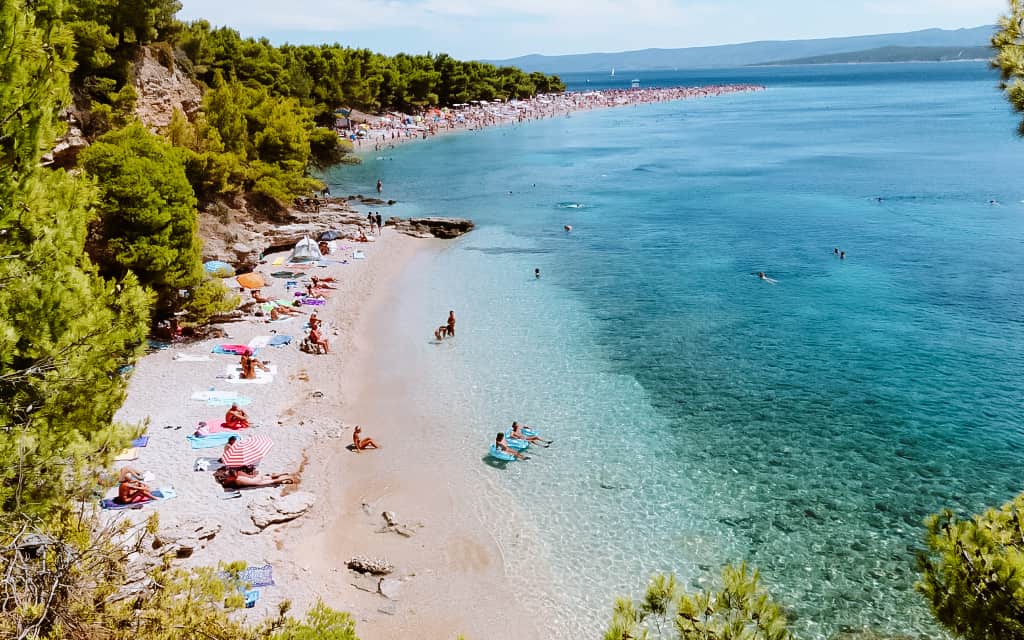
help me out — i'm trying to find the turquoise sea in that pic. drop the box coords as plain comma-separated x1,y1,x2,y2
327,63,1024,638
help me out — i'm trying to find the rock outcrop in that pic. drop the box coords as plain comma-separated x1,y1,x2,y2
132,46,202,131
247,491,316,531
386,216,475,239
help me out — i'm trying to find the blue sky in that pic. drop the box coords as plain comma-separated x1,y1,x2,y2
178,0,1006,59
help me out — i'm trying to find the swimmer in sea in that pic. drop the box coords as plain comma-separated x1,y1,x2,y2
564,225,572,232
840,251,845,260
834,248,839,256
535,268,541,279
757,271,778,284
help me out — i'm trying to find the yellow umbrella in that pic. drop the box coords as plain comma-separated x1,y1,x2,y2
236,272,266,289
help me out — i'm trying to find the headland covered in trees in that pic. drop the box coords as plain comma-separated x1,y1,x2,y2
4,0,1024,639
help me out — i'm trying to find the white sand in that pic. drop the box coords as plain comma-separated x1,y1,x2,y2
110,229,534,638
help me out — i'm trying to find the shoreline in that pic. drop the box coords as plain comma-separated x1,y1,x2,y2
109,230,532,636
347,83,765,155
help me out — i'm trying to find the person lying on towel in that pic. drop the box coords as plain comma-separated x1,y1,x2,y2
216,466,296,488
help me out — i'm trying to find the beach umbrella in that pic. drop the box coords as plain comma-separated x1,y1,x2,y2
221,434,274,467
204,260,235,277
236,272,266,289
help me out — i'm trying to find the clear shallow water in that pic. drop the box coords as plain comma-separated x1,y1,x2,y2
328,63,1024,638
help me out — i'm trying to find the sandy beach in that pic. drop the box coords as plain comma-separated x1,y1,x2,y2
110,228,536,639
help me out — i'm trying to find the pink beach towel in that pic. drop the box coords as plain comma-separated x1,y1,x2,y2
195,417,248,435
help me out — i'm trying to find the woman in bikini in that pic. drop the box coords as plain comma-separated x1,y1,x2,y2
352,426,380,452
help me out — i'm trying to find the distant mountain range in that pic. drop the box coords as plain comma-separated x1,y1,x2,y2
485,26,994,73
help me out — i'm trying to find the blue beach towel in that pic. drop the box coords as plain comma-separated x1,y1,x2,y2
268,335,293,347
186,432,238,449
207,396,251,407
131,436,150,448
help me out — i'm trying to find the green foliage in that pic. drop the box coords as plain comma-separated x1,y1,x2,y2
181,276,239,325
917,494,1024,640
993,0,1024,135
79,122,207,314
605,564,794,640
268,600,360,640
0,0,150,515
174,21,565,113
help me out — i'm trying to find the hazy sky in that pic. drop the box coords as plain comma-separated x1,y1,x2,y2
177,0,1006,59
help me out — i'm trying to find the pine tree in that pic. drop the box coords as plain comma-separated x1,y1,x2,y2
0,0,150,514
80,121,204,315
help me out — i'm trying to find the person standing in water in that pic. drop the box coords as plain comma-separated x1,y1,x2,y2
376,178,383,193
446,310,456,337
535,268,541,279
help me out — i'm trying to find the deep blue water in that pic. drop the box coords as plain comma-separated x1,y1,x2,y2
327,62,1024,638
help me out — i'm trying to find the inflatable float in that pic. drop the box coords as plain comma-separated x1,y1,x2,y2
489,444,517,462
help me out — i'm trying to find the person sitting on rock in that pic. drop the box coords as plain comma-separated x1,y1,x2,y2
308,327,329,354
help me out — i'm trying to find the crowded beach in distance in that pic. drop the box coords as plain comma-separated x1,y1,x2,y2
340,84,766,150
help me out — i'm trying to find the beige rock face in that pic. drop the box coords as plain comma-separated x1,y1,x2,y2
132,46,202,131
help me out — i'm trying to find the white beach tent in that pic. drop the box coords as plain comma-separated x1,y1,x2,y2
289,237,321,263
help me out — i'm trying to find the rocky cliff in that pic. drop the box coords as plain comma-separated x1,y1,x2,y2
131,46,203,131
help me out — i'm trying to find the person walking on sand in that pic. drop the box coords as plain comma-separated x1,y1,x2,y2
352,426,380,452
376,178,383,193
446,310,456,337
375,212,383,235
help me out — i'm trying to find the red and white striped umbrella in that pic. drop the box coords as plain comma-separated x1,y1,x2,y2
221,434,273,467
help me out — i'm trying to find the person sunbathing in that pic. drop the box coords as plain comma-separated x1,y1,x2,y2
218,466,296,488
240,353,270,379
270,305,301,320
352,426,380,452
495,432,526,460
251,289,271,303
225,404,250,429
308,327,329,354
117,479,156,504
511,421,552,446
310,276,337,290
